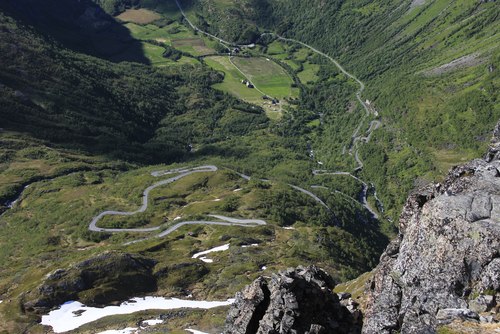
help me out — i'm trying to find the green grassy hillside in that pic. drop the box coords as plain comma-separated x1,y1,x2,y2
189,0,499,218
0,0,498,332
0,1,392,332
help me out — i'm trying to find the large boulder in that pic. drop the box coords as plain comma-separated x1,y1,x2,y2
24,252,157,313
363,122,500,333
224,265,361,334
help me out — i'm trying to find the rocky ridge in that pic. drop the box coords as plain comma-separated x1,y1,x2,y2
224,122,500,334
224,265,361,334
363,121,500,333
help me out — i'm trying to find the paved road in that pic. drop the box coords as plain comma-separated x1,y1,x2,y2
89,166,219,232
174,0,254,48
288,184,330,210
157,215,266,238
311,171,379,219
260,33,371,116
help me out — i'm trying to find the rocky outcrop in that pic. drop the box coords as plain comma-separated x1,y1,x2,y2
224,265,361,334
24,252,157,313
363,122,500,333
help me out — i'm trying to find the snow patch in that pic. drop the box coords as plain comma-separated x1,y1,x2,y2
142,318,163,326
98,328,138,334
174,216,182,221
41,297,235,333
199,257,214,263
186,329,210,334
241,244,258,248
282,226,295,230
192,244,230,260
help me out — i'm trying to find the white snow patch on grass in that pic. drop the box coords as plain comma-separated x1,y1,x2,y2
186,329,210,334
192,244,230,261
142,318,163,326
241,244,258,248
97,328,138,334
41,297,234,333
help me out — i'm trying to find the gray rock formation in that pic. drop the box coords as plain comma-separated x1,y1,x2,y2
363,122,500,333
24,252,157,313
224,266,361,334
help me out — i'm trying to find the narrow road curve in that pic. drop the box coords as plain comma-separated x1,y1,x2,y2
89,166,218,232
174,0,254,49
288,184,330,210
173,0,385,220
227,168,331,211
157,215,266,238
312,171,379,219
260,33,371,116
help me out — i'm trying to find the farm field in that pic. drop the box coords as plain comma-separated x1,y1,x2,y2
262,40,322,86
123,21,217,57
172,38,215,56
231,57,299,100
205,56,263,101
205,56,292,119
116,8,162,24
298,63,320,85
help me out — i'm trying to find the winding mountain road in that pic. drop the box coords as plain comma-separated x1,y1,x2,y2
157,215,266,238
89,166,218,232
93,2,381,227
172,0,386,220
88,165,330,240
288,184,330,210
261,33,371,116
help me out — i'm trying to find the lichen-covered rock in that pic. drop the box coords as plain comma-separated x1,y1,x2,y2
224,265,361,334
363,121,500,333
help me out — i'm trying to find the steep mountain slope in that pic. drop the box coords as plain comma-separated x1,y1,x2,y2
0,3,395,332
363,120,500,333
0,0,498,332
222,121,500,334
0,2,268,164
182,0,499,219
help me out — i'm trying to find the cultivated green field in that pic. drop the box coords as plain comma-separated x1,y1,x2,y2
231,57,299,99
205,56,291,118
205,56,264,101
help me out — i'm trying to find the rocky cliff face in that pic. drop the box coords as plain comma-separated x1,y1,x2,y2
224,122,500,334
363,121,500,333
224,266,362,334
